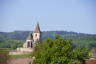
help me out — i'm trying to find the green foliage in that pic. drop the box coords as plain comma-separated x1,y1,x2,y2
0,40,24,49
73,40,96,49
0,31,31,40
32,37,89,64
0,31,96,49
0,31,96,41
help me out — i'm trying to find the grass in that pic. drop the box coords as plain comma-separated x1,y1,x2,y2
0,48,13,50
0,48,32,59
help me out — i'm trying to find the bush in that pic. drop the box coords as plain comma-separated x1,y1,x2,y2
32,36,89,64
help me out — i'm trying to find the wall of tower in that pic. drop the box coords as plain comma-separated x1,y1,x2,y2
33,33,40,42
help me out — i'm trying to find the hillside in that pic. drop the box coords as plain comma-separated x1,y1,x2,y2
0,31,96,41
0,31,96,49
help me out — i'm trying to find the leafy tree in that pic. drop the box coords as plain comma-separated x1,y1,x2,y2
32,36,89,64
0,40,24,49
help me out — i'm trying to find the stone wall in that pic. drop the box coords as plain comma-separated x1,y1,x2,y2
8,58,33,64
17,47,33,52
9,48,33,55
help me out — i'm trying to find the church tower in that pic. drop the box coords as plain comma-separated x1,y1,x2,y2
23,23,41,48
33,23,41,44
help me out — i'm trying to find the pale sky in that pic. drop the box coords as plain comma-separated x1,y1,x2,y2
0,0,96,34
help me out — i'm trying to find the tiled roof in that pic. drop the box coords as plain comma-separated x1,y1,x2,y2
34,23,41,33
27,34,33,40
85,59,96,64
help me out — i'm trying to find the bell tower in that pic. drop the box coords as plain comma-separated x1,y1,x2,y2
23,23,41,48
33,23,41,44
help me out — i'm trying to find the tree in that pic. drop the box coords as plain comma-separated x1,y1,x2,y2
32,36,89,64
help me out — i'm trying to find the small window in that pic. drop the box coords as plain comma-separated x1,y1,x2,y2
35,34,37,37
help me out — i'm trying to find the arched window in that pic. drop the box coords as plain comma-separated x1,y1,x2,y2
35,34,37,37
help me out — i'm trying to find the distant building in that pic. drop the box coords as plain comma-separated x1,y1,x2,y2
9,23,41,55
23,23,41,48
90,48,96,58
85,48,96,64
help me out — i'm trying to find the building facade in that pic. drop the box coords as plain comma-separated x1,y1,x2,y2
23,23,41,48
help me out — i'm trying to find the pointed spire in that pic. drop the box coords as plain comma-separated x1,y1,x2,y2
34,22,41,33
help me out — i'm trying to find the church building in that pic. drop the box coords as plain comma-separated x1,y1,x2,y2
23,23,41,48
9,23,41,55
